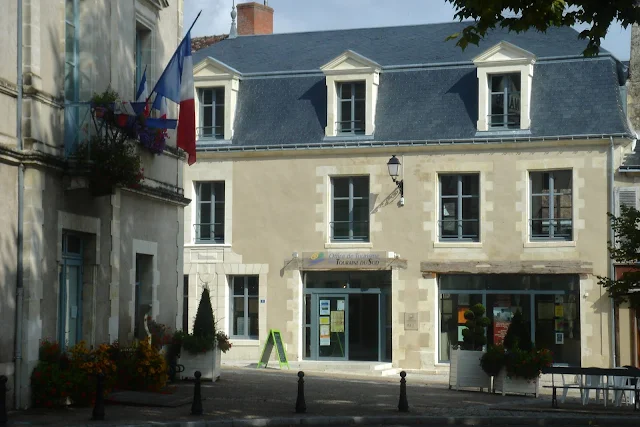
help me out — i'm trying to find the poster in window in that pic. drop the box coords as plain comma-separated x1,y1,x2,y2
554,305,564,317
320,325,330,346
337,300,345,311
319,316,330,325
555,295,564,304
458,307,469,323
330,311,344,333
320,300,330,316
493,307,512,346
554,318,564,331
555,332,564,345
457,325,466,342
442,299,453,314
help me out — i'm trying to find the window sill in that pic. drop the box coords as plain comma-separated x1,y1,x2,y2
523,240,576,248
475,129,531,137
230,338,260,347
325,242,373,249
323,135,374,142
197,138,233,147
185,243,232,248
433,241,482,249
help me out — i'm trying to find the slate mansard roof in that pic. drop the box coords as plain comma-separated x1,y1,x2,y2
193,22,632,149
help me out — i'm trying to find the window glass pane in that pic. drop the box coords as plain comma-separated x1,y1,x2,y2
66,0,75,19
490,93,504,125
353,221,369,240
440,175,457,196
340,83,351,100
233,278,244,296
333,178,349,198
353,199,370,230
340,100,352,125
232,297,245,335
354,100,365,131
305,327,311,358
66,235,82,254
248,296,259,337
441,199,458,237
199,203,211,225
531,172,549,194
203,106,213,129
462,197,479,221
215,88,225,106
462,218,479,238
439,293,483,361
202,89,212,105
491,75,504,92
248,276,258,295
352,177,369,198
553,171,572,193
333,199,349,222
214,204,224,224
305,295,311,325
199,183,212,202
461,175,479,196
508,73,521,92
213,223,224,242
215,106,225,137
332,222,349,239
213,182,224,202
354,82,365,99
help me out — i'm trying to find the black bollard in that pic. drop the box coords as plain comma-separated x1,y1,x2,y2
0,375,8,426
398,371,409,412
91,373,105,421
295,371,306,414
191,371,203,416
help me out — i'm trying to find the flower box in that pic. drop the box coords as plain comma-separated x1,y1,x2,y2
449,347,491,391
493,367,538,397
179,345,221,381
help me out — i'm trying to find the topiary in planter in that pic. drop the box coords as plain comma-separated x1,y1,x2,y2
503,309,532,352
180,287,217,355
461,303,491,351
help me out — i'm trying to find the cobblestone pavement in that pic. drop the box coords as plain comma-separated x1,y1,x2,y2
4,367,639,426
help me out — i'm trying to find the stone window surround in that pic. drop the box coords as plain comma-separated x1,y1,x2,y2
188,179,232,246
321,50,381,137
135,2,158,95
526,168,575,244
128,239,160,339
474,41,536,132
193,58,241,142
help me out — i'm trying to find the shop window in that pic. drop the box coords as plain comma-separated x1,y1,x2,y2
134,254,153,340
438,274,581,365
530,170,573,240
331,176,370,242
230,276,259,339
439,174,480,241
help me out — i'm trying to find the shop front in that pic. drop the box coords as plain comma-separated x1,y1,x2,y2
437,274,582,366
300,252,403,362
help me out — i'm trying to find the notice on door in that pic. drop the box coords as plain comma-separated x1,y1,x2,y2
331,311,344,332
320,300,330,316
320,325,331,346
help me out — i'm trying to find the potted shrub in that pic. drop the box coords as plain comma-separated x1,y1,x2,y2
491,310,552,397
449,303,492,391
175,287,231,381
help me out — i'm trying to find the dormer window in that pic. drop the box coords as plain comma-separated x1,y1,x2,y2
198,87,225,139
489,73,521,129
337,82,366,135
321,50,380,138
473,42,536,132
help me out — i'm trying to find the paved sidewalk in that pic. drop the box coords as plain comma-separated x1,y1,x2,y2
4,367,639,426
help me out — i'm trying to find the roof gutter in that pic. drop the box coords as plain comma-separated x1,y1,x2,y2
197,133,632,154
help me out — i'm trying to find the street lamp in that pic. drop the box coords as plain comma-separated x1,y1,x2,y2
386,155,404,205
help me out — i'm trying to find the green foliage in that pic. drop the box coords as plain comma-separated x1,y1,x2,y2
480,344,505,376
445,0,640,56
503,310,532,352
193,287,216,338
505,347,553,380
598,205,640,308
461,303,491,350
90,86,119,104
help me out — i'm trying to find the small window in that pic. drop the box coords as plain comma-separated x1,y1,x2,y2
135,24,152,95
337,82,365,135
489,73,520,129
331,176,370,242
230,276,259,339
530,170,573,240
198,88,225,139
439,174,480,241
195,181,225,244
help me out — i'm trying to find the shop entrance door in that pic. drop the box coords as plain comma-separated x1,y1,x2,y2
317,295,348,360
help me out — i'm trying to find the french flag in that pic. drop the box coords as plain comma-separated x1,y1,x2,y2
136,67,148,103
151,29,196,165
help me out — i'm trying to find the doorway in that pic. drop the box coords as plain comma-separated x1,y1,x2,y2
59,233,83,349
349,294,379,361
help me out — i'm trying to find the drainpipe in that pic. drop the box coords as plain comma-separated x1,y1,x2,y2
14,0,25,409
609,136,617,367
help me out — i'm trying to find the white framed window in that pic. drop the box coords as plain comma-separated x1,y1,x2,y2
135,24,153,94
195,181,225,244
489,74,521,129
337,82,366,135
331,176,370,242
197,88,225,139
230,276,259,339
530,170,573,241
439,174,480,241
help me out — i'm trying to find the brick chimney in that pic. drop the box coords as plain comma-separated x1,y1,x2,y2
237,2,274,36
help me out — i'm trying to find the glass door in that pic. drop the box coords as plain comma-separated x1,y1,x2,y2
59,261,83,348
318,295,348,360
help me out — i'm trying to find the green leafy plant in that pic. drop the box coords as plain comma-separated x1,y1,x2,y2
504,347,553,380
480,344,505,377
461,303,491,351
179,287,219,355
503,310,532,352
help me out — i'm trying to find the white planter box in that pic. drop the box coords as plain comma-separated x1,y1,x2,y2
448,347,491,391
493,368,538,397
179,345,222,381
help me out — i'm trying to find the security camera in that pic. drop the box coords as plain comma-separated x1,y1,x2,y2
399,197,405,207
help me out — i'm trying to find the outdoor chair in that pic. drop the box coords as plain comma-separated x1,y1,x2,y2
560,374,582,403
611,376,637,407
582,374,608,406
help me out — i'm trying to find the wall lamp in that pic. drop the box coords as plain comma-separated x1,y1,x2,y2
387,155,404,206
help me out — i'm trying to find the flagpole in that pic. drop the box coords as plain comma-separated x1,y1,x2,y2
149,10,202,98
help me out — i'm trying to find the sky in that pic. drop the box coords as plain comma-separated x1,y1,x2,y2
185,0,632,60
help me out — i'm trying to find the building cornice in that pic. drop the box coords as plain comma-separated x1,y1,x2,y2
0,78,18,98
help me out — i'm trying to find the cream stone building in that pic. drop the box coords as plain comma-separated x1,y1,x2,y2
183,7,640,372
0,0,187,408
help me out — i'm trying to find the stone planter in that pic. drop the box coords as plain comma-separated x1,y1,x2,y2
493,368,538,397
179,345,222,381
448,347,491,391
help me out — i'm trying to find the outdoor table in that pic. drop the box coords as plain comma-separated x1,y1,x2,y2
542,366,640,411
